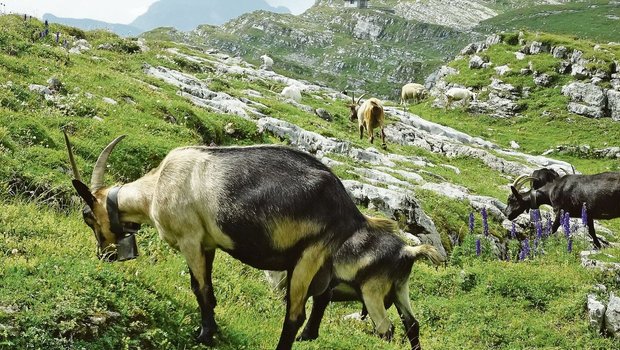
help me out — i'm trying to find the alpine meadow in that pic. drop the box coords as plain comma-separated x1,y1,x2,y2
2,1,620,349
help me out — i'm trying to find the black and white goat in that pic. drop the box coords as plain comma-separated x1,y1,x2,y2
503,172,620,249
64,133,388,350
266,218,444,350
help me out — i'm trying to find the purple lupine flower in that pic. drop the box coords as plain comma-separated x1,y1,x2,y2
545,214,553,236
523,238,531,258
475,238,481,256
56,32,60,43
567,237,573,253
563,212,571,237
469,212,475,234
535,219,543,239
581,202,588,227
510,222,517,239
481,208,489,237
518,248,525,261
534,237,540,256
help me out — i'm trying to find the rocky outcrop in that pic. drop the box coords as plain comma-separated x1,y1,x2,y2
561,82,607,119
343,180,446,259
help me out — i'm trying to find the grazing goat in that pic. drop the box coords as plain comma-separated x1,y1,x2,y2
64,133,382,350
260,54,274,70
531,168,560,189
445,87,476,109
503,172,620,249
266,218,444,350
348,93,386,147
400,83,427,105
281,85,302,102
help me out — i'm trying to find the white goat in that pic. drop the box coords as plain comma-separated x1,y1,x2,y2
64,133,384,350
348,93,386,147
260,54,273,70
445,87,477,109
400,83,427,105
281,85,302,103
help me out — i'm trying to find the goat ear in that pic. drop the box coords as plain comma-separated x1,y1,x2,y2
72,179,95,208
510,186,522,200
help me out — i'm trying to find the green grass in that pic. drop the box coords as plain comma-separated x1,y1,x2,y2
477,0,620,43
1,13,620,350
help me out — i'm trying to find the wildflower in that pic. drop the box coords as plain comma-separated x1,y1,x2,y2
545,214,553,236
535,219,543,239
563,212,571,237
523,238,531,258
481,208,489,237
475,238,481,256
581,202,588,227
469,212,474,235
510,222,517,239
567,237,573,253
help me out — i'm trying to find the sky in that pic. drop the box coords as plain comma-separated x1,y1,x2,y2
3,0,316,24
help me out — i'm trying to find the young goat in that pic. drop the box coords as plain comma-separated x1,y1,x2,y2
64,133,383,350
266,218,444,350
503,172,620,249
348,93,386,147
400,83,427,106
445,87,476,109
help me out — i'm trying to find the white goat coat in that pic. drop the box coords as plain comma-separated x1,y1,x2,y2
281,85,302,102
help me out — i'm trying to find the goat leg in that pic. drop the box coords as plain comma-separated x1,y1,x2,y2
297,288,332,341
587,217,602,249
188,249,218,345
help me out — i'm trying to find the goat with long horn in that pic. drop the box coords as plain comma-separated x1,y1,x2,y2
64,133,387,349
503,171,620,249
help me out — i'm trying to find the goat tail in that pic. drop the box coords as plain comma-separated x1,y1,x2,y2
365,216,397,234
403,244,445,266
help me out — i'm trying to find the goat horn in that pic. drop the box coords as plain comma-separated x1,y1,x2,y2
356,93,367,105
91,135,126,191
513,175,536,191
63,131,82,182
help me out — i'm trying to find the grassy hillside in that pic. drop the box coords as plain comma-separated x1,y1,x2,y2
476,0,620,42
1,14,620,350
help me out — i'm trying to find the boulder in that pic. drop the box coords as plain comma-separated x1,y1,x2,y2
469,55,486,69
552,45,568,59
561,82,607,118
314,108,333,121
29,84,52,95
588,293,606,333
607,89,620,121
495,65,511,76
529,41,550,55
343,180,447,260
533,73,552,87
605,293,620,337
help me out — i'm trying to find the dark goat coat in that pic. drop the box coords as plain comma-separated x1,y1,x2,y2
504,172,620,248
531,168,560,189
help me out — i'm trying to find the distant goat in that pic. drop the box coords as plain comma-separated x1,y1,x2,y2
260,54,273,70
266,218,444,350
281,85,302,102
503,172,620,249
445,87,476,109
348,93,386,147
64,133,382,350
400,83,427,105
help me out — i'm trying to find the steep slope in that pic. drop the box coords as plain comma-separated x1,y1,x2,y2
476,0,620,42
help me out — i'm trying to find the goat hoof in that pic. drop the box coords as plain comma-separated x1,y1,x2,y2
197,328,217,346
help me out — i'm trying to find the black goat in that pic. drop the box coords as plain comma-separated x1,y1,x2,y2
503,172,620,249
531,168,560,189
